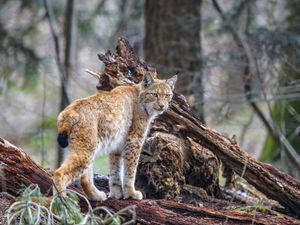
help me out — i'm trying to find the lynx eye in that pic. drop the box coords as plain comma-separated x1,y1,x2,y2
151,93,158,98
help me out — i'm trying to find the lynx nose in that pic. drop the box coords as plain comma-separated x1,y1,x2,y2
157,104,164,110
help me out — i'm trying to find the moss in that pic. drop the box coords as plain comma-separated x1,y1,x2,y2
237,205,272,214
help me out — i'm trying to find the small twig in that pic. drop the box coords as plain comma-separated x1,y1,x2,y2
239,112,254,146
40,72,46,167
85,69,101,79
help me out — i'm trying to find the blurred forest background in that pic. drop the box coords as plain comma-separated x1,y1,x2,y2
0,0,299,179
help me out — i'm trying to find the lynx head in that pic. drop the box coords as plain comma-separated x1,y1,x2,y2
139,73,177,117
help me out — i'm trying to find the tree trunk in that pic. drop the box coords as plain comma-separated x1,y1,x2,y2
57,0,77,168
144,0,204,121
1,138,299,225
260,0,300,179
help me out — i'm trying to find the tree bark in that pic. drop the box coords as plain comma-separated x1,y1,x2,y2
56,0,77,168
92,38,300,216
0,138,54,195
144,0,204,121
0,138,299,225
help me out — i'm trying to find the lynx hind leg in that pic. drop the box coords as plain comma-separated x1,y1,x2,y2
122,139,143,200
81,165,107,201
53,153,86,196
108,152,123,199
53,133,97,197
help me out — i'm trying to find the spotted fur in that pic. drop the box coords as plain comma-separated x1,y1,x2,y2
53,73,177,201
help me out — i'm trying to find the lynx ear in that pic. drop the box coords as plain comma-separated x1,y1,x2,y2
143,73,154,88
166,75,177,90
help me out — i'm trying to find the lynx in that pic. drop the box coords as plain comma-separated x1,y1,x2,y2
53,73,177,201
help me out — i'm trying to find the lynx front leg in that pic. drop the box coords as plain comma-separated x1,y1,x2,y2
122,138,143,200
108,152,123,199
81,165,107,201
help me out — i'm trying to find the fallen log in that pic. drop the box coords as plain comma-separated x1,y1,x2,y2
89,37,300,216
0,137,54,195
0,138,299,225
92,199,300,225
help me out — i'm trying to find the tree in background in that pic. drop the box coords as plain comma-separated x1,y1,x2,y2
43,0,77,166
0,1,48,165
0,1,41,93
260,0,300,178
207,0,300,178
144,0,205,122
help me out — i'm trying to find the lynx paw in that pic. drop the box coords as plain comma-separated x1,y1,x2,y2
89,190,107,201
124,189,143,200
109,185,123,199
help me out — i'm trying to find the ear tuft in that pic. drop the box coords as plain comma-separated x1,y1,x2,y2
143,73,154,88
166,75,177,90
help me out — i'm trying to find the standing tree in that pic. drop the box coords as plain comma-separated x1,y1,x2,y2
144,0,205,122
210,0,300,179
260,0,300,179
58,0,77,167
43,0,77,167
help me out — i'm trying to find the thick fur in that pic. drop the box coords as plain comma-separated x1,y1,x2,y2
53,74,177,201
